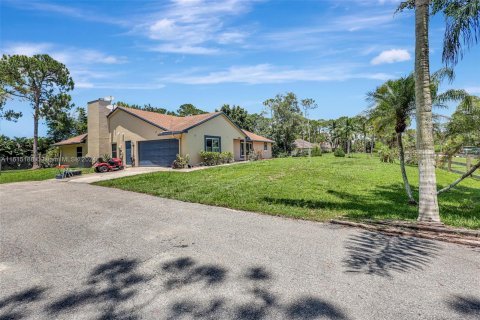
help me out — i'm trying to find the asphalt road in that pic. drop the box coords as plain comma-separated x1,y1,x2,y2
1,180,479,320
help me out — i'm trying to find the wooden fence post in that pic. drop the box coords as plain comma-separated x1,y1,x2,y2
466,155,472,171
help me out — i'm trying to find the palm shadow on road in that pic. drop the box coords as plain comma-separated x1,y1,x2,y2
0,286,48,320
45,258,151,319
162,257,348,319
343,231,441,277
0,256,351,319
446,295,480,318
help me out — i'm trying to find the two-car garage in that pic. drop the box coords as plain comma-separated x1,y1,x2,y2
137,139,179,167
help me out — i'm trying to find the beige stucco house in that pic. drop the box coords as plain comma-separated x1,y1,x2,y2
53,98,273,167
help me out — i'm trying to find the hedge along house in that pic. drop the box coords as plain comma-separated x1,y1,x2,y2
53,98,273,167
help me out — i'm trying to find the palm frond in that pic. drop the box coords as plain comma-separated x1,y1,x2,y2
434,89,470,105
432,0,480,66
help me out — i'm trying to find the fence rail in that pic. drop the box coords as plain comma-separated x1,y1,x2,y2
437,155,480,180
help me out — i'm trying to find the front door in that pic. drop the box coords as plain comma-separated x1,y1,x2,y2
125,141,132,165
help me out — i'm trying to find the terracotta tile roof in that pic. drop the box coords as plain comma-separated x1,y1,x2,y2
53,133,87,146
294,139,313,149
114,106,223,132
242,129,274,143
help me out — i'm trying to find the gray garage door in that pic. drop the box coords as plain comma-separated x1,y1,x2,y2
138,139,179,167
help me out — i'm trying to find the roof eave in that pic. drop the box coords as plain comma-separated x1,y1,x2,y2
108,107,170,131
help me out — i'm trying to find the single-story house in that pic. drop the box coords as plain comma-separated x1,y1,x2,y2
53,98,274,167
292,139,313,155
319,141,332,152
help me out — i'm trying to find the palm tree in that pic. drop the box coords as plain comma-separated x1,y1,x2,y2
398,0,480,222
339,117,357,156
368,75,417,204
328,120,340,149
354,115,371,153
367,69,468,205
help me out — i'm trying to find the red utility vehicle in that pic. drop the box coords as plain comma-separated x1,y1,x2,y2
94,158,124,173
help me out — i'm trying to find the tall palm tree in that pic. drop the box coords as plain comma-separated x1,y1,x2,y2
398,0,480,222
367,70,468,205
368,75,417,204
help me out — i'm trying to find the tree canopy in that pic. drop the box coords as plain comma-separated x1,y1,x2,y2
176,103,207,116
0,54,74,168
216,104,254,131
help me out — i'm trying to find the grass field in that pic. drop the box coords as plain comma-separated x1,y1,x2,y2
0,167,93,184
96,154,480,229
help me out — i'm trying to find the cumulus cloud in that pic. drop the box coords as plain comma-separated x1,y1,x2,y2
371,49,411,65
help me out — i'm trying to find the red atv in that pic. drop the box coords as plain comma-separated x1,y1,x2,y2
94,158,125,173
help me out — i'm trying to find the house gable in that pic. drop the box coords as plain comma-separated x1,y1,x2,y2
108,108,166,141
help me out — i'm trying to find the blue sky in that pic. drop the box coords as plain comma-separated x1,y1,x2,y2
1,0,479,137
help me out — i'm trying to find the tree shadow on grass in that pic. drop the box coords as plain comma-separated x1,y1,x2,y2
262,182,479,223
447,295,480,318
0,286,47,320
343,231,440,277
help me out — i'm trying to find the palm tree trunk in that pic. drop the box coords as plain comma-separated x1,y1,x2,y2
397,132,417,204
415,0,440,222
364,132,367,154
32,107,40,169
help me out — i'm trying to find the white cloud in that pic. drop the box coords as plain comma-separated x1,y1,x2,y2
2,42,127,65
136,0,256,54
465,86,480,94
161,64,392,84
371,49,411,65
150,44,220,55
1,42,132,91
3,0,126,26
2,42,52,56
75,82,165,90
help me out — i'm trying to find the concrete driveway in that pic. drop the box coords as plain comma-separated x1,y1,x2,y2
1,181,479,320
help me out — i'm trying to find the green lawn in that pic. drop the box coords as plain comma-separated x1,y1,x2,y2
0,167,93,184
96,154,480,229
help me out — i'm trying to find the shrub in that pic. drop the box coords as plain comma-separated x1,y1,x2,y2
275,152,290,158
292,150,309,157
219,151,234,164
249,150,263,161
372,141,386,154
405,149,418,165
311,146,322,157
334,148,345,157
378,145,396,163
200,151,233,166
99,154,111,163
172,154,190,169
